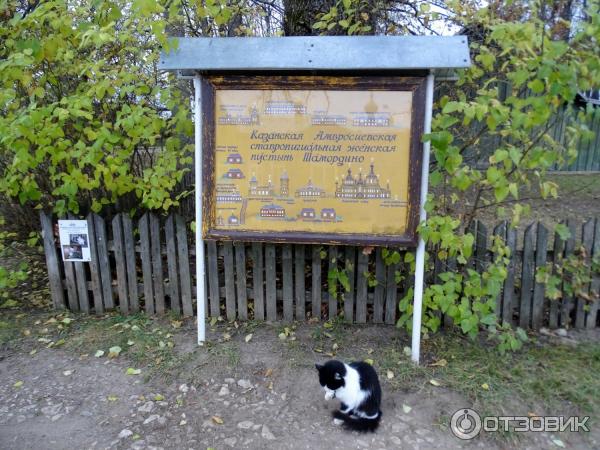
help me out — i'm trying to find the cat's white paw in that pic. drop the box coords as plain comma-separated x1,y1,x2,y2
324,391,335,401
333,418,344,426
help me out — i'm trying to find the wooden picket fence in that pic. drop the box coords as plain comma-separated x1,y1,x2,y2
39,212,600,330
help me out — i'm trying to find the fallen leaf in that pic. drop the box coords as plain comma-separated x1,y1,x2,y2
211,415,224,425
364,359,374,365
278,333,287,340
154,394,165,401
386,370,394,380
63,370,73,376
61,318,73,325
402,404,412,414
107,395,118,402
367,348,374,354
171,320,182,329
429,379,442,387
179,419,187,426
245,333,253,343
267,381,274,390
264,368,273,377
126,368,141,375
332,343,339,351
37,338,51,343
430,358,448,367
223,332,232,342
131,325,140,331
127,340,135,346
481,383,490,390
29,349,37,356
552,438,565,448
403,346,411,357
132,434,141,441
314,348,323,353
22,329,31,336
94,350,104,358
13,381,23,388
45,318,57,324
210,317,218,327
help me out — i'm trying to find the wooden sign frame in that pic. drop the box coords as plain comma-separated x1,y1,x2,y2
200,74,427,246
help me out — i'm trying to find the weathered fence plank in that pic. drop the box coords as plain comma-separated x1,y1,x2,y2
502,226,517,325
150,214,165,314
373,248,385,324
492,222,506,319
112,214,129,314
266,244,277,321
86,213,104,314
235,242,248,320
282,244,293,322
223,241,236,320
40,212,65,309
122,214,139,313
138,213,154,314
577,219,595,328
549,223,565,328
311,246,321,320
94,213,114,309
355,251,369,324
519,224,535,328
63,260,79,312
560,220,576,327
532,223,548,330
385,258,398,325
294,245,305,320
175,215,193,316
165,214,181,314
207,241,220,317
343,246,356,323
587,219,600,329
327,246,338,319
252,242,265,320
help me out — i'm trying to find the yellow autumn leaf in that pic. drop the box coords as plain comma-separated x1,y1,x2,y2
429,379,442,386
481,383,490,390
211,416,224,425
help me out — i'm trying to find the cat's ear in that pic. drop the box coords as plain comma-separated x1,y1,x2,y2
315,363,323,371
334,372,342,380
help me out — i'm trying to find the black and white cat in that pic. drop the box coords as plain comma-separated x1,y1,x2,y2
315,360,382,432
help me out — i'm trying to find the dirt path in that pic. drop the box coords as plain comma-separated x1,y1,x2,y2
1,323,596,450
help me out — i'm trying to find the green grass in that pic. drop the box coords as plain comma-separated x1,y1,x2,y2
373,333,600,418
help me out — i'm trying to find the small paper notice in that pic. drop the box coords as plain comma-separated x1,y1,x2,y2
58,220,91,262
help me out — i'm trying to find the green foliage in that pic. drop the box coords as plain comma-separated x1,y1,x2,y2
536,237,600,302
0,216,28,305
312,0,373,35
0,0,193,216
395,1,600,351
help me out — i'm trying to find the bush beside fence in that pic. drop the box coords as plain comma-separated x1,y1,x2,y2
39,212,600,330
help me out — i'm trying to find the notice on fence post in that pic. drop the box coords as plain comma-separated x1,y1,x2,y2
58,220,91,262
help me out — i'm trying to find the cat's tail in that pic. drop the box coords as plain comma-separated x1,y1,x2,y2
333,410,382,432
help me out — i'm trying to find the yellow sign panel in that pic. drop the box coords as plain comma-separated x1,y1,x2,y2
212,87,415,240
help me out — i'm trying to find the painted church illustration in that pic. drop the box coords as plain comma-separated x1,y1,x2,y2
335,163,391,199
